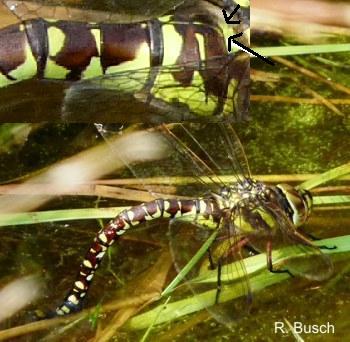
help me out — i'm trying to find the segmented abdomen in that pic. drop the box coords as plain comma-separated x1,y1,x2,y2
55,198,217,315
0,17,230,88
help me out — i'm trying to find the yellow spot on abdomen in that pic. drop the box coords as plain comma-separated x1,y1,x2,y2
90,28,101,55
45,26,69,79
153,69,217,117
222,81,236,117
68,295,79,305
75,281,85,290
62,306,71,314
83,260,93,268
98,233,108,244
82,56,103,78
82,28,103,78
47,26,65,56
195,33,205,61
96,251,105,259
162,24,182,66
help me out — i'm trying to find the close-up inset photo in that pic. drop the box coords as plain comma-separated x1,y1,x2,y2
0,0,249,122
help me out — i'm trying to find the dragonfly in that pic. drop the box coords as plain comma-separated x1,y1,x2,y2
0,0,250,122
52,123,334,326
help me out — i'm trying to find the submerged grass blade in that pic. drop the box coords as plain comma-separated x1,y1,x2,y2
140,296,171,342
125,235,350,330
126,271,289,330
189,236,348,285
162,229,218,297
284,318,305,342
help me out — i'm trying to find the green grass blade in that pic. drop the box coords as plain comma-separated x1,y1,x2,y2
125,235,350,330
140,296,171,342
0,207,128,227
255,44,350,57
313,195,350,206
298,162,350,190
162,229,218,297
189,236,347,285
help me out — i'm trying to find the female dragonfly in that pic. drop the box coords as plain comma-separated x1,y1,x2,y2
52,123,333,326
0,0,249,122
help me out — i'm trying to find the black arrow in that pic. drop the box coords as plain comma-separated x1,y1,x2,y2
228,36,275,66
222,5,240,24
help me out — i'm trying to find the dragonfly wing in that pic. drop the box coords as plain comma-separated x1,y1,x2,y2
62,53,249,122
0,79,66,121
96,123,252,199
4,1,248,24
63,84,191,123
250,201,334,281
62,84,205,123
3,0,187,23
168,214,252,328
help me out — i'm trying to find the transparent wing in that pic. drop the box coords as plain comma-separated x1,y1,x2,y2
0,80,66,121
157,123,251,189
0,54,248,122
3,0,187,23
62,53,249,123
3,0,248,23
97,123,251,199
167,193,333,328
249,200,334,281
168,206,254,329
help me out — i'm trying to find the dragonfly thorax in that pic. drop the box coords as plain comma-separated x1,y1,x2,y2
275,184,313,227
215,180,312,228
215,179,269,210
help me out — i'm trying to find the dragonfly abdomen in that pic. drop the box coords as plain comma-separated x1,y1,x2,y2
0,16,230,88
55,197,216,315
0,18,155,87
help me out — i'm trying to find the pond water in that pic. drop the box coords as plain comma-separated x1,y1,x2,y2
0,115,348,341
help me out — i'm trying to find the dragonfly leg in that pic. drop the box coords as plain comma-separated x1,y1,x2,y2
207,247,216,270
296,228,337,250
294,230,337,250
266,241,294,277
297,227,322,241
211,237,250,305
215,259,222,304
319,245,337,250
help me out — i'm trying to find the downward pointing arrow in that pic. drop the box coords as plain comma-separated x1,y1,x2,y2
222,4,240,24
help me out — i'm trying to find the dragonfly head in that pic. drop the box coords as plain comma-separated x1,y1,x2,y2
276,184,313,227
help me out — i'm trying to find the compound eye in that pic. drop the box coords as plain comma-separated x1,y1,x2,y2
301,189,313,215
276,184,311,226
